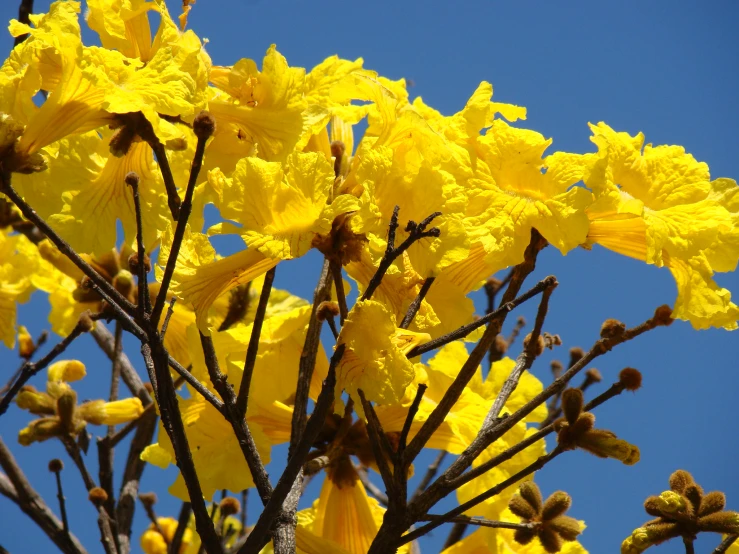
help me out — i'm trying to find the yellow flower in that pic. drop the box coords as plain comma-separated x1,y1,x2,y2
584,123,739,330
336,300,430,408
140,516,192,554
0,230,37,348
16,360,143,445
208,45,307,164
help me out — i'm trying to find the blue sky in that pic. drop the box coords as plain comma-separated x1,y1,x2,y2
1,1,738,553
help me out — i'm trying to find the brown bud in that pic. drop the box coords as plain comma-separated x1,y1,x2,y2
330,140,345,160
684,484,704,512
644,496,663,517
80,276,94,290
600,318,626,339
669,470,694,493
561,389,584,425
569,347,585,366
128,252,152,276
652,305,674,327
517,481,543,515
485,277,502,293
569,412,595,436
48,458,64,473
516,315,527,326
699,491,726,516
618,368,642,391
493,334,508,356
550,360,563,377
548,515,582,540
193,111,216,139
219,496,241,517
77,311,96,333
584,368,602,383
539,527,563,553
513,527,537,545
523,333,545,356
509,493,538,520
316,301,340,322
89,487,109,506
697,510,739,534
542,491,572,521
138,492,157,507
109,125,137,157
124,172,139,188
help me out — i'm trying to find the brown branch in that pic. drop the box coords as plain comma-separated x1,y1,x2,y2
167,355,225,415
714,535,739,554
238,344,345,554
398,384,427,458
407,274,555,358
290,259,333,454
160,297,177,339
0,173,137,318
357,390,396,495
357,467,388,506
236,266,276,415
13,0,34,47
198,333,273,505
361,207,441,302
399,277,435,330
0,319,89,416
150,111,213,327
126,173,151,317
141,341,223,554
115,409,157,554
168,502,192,554
412,308,671,516
399,447,564,545
330,261,349,325
409,451,447,503
420,514,537,531
0,439,87,554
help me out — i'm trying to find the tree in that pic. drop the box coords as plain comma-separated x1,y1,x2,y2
0,1,737,553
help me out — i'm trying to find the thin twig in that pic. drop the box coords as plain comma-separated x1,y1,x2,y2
400,277,435,329
358,390,396,495
13,0,34,47
236,267,276,415
160,297,177,339
409,451,447,503
714,535,739,554
330,261,349,325
420,514,537,531
169,503,192,554
52,466,69,536
357,467,388,506
0,320,89,416
150,112,213,326
362,207,441,302
398,384,427,459
126,173,151,317
0,172,137,317
167,355,225,414
0,439,87,554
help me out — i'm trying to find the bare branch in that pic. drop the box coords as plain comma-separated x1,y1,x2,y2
714,535,739,554
399,277,435,329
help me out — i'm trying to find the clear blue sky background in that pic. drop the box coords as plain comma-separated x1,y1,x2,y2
1,1,738,553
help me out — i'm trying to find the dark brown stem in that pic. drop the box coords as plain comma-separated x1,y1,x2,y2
13,0,33,46
400,277,435,329
169,503,192,554
150,113,211,326
198,333,273,505
714,535,739,554
51,466,69,536
236,266,276,415
160,298,177,339
0,173,137,318
400,448,564,545
423,515,536,531
0,320,88,416
238,344,345,554
167,355,225,414
357,390,396,495
407,275,555,358
684,537,695,554
116,409,157,554
398,384,427,459
357,467,388,506
0,439,87,554
147,140,181,221
141,341,222,554
127,174,151,317
330,261,349,325
361,208,441,302
290,259,332,454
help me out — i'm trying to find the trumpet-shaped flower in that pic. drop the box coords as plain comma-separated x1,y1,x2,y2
584,123,739,329
16,360,143,445
0,229,38,347
336,299,430,408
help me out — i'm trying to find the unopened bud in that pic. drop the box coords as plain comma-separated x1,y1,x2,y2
493,334,508,356
17,326,34,359
548,515,582,540
330,140,345,160
669,470,694,493
113,270,135,299
316,301,340,322
583,368,602,386
600,318,626,339
699,491,726,516
138,492,157,507
109,125,137,157
193,111,216,139
550,360,563,377
541,491,571,520
48,458,64,472
89,487,109,506
698,510,739,533
124,172,140,188
219,496,241,517
618,368,642,391
523,333,545,356
517,481,543,515
652,305,674,327
561,388,584,425
569,347,585,366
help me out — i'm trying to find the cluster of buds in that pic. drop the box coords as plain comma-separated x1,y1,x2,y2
15,360,144,445
508,481,583,552
622,470,739,553
554,387,640,465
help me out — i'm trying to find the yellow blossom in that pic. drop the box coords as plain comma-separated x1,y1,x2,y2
0,229,39,347
140,516,193,554
584,123,739,330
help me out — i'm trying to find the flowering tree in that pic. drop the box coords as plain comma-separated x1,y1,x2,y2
0,1,737,554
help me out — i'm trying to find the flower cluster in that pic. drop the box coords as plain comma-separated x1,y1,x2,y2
0,1,736,553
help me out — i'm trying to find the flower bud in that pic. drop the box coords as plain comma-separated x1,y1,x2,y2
699,491,726,516
113,270,135,299
600,318,626,339
48,458,64,472
124,172,140,188
548,515,582,540
561,389,584,425
316,301,340,322
698,511,739,533
18,418,62,446
48,360,86,384
138,492,157,507
656,490,686,513
542,491,571,521
509,493,538,520
78,398,144,426
618,368,642,391
652,305,674,327
16,386,55,415
56,387,78,433
219,496,241,516
17,326,34,359
517,481,543,515
569,347,585,366
193,111,216,139
523,333,545,356
89,487,109,506
668,469,694,493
